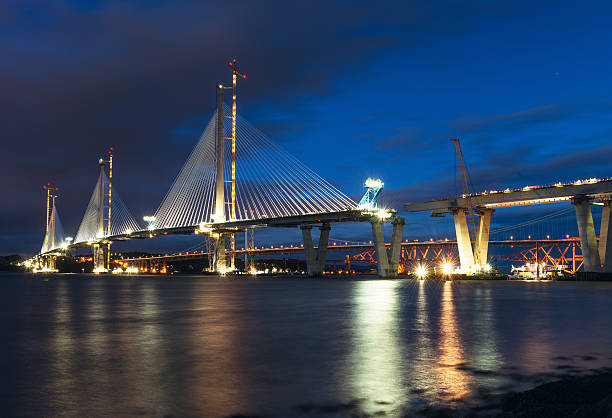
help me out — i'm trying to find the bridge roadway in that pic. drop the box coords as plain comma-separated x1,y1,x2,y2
40,209,408,277
404,178,612,212
47,209,373,253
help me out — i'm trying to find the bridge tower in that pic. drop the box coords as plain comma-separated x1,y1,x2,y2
212,83,227,272
91,150,113,273
93,158,108,272
42,187,59,270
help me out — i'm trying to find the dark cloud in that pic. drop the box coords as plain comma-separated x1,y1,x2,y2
448,104,575,135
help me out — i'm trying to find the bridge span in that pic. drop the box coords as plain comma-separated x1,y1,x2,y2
405,179,612,273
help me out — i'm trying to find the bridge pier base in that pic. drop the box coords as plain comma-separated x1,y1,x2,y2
599,201,612,272
452,208,476,272
573,198,601,272
371,217,404,278
301,223,330,276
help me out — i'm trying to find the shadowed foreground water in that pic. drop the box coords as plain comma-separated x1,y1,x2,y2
1,274,611,417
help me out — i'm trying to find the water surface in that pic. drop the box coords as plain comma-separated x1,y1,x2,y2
1,273,611,416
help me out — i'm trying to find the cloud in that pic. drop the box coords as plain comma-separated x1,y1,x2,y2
376,130,421,151
448,104,575,135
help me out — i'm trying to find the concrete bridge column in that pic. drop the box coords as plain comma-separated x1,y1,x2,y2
317,223,330,273
599,201,612,272
475,209,493,269
43,255,56,271
389,217,405,276
371,220,390,277
573,197,601,272
93,244,107,272
452,208,475,272
300,223,330,276
213,234,227,273
370,217,404,278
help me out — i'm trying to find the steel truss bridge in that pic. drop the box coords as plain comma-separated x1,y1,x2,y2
117,238,583,276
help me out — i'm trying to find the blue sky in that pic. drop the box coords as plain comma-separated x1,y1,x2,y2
2,0,612,254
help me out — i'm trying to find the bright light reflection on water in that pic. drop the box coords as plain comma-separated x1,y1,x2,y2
348,280,403,412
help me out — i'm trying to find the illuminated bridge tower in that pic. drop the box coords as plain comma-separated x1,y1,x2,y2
92,157,111,272
74,148,138,274
212,83,227,272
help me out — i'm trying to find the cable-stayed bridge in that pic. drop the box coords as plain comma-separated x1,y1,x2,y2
31,70,612,277
33,85,404,277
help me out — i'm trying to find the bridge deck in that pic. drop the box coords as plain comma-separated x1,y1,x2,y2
39,209,382,256
404,178,612,212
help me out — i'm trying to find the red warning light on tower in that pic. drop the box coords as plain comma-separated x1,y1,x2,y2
228,58,247,79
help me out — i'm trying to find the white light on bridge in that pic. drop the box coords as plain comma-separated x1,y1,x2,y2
143,215,156,230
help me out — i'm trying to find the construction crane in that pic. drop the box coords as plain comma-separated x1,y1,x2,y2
227,58,246,270
451,138,478,257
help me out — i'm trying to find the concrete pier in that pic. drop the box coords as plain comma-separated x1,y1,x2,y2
452,208,475,271
93,243,108,272
475,209,493,268
213,234,227,272
300,223,330,276
370,217,404,278
599,201,612,272
371,220,389,277
573,198,601,272
389,217,404,275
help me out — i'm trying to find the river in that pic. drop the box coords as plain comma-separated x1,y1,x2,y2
1,273,611,416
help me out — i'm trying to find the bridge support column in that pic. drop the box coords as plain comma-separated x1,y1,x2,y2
300,223,330,276
452,208,475,272
599,201,612,272
93,243,107,272
370,217,404,278
389,217,404,276
573,198,601,272
213,234,227,273
371,221,389,277
475,209,493,269
42,255,57,271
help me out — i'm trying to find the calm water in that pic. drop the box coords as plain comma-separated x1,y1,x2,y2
1,273,611,417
